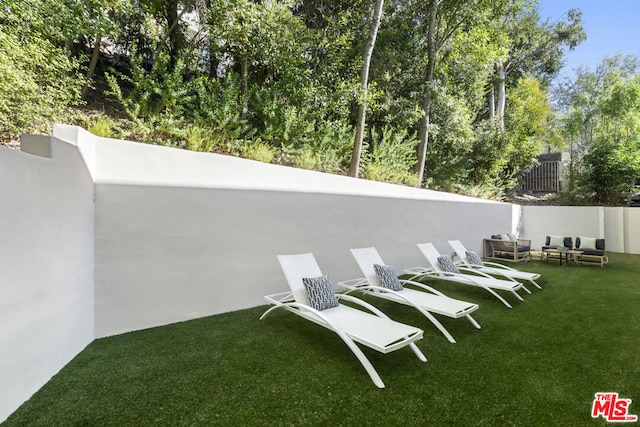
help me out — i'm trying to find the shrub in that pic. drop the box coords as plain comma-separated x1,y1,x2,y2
361,125,419,185
0,27,83,139
241,141,277,163
308,120,354,173
86,114,120,138
454,182,505,201
291,146,319,170
363,163,420,186
185,125,217,153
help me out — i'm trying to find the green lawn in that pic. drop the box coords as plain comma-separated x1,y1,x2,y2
4,253,640,426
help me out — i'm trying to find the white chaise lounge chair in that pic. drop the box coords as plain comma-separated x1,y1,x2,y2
448,240,542,290
261,253,426,388
405,243,528,309
338,247,480,344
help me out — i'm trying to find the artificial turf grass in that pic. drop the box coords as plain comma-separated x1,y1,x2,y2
4,253,639,426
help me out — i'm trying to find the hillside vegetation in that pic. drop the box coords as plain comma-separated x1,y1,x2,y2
2,0,639,205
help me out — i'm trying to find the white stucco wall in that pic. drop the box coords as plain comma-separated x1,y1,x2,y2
89,135,511,337
604,207,625,253
521,206,605,249
624,208,640,254
0,137,94,422
521,205,639,253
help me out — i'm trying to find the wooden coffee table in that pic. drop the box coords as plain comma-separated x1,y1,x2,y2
542,248,584,265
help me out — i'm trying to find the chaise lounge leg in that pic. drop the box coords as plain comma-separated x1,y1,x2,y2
486,287,513,308
467,314,481,329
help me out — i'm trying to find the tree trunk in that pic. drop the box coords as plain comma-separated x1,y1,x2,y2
495,63,506,130
196,0,216,78
165,0,187,70
81,36,101,100
413,0,439,186
348,0,385,178
151,3,189,73
240,54,249,117
488,85,495,120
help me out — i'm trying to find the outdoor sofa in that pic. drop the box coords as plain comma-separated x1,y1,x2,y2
575,237,608,267
482,234,532,263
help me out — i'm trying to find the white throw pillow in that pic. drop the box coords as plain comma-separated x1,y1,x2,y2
549,235,565,247
579,236,597,250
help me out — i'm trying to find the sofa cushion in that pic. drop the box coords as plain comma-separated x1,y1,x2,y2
580,249,606,257
564,237,574,249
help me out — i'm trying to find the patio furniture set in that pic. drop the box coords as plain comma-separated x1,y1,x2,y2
262,232,609,388
483,234,608,267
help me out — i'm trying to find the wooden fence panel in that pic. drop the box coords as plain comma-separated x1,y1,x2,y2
519,161,560,193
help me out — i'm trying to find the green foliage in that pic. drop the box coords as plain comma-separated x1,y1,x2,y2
363,163,421,187
291,146,320,170
0,0,593,200
362,126,419,186
582,140,631,205
241,141,277,163
455,181,507,200
0,14,83,139
507,77,551,140
306,120,355,173
424,90,475,191
256,90,316,147
556,55,640,205
185,126,217,153
425,76,548,200
106,47,196,122
190,75,251,148
106,51,251,150
86,114,120,138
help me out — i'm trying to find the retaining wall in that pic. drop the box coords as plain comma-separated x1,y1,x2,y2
88,132,509,338
0,135,94,421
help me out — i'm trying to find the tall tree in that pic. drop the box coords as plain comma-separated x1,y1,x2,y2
556,55,640,205
489,3,585,129
348,0,385,177
413,0,508,186
413,0,439,185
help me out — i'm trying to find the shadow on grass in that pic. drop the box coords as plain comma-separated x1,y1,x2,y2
4,253,640,426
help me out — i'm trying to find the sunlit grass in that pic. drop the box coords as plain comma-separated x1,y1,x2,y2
4,253,640,426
